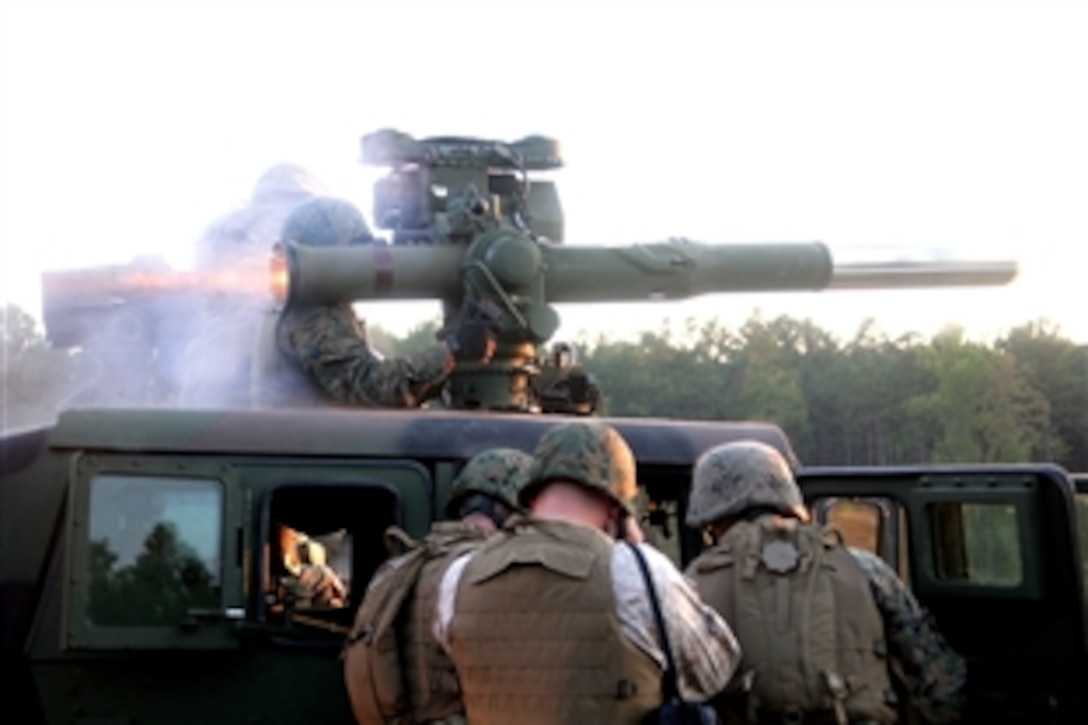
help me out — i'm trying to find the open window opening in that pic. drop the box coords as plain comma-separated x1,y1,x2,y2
638,465,707,569
263,483,400,632
823,498,882,553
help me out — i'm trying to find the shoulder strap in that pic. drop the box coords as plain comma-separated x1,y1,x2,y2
625,541,680,700
383,526,419,556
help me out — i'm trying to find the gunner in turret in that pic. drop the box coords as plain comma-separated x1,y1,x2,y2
272,196,497,407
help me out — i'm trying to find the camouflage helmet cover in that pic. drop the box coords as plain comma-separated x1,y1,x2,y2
686,440,804,528
445,447,533,517
281,197,373,248
521,421,638,510
251,163,327,204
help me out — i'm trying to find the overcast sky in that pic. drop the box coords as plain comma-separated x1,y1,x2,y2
2,0,1085,345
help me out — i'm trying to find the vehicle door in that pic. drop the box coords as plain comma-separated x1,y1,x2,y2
46,451,434,724
1071,474,1088,592
799,464,1088,725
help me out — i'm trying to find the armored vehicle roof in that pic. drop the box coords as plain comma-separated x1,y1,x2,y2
38,407,798,468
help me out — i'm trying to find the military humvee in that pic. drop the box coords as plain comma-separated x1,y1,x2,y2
3,409,1086,723
5,130,1083,723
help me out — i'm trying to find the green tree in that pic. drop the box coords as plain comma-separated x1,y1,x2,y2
1,303,87,431
726,313,813,453
584,323,697,418
832,322,937,465
783,318,851,464
908,326,1048,462
396,318,444,358
997,320,1084,468
87,523,216,627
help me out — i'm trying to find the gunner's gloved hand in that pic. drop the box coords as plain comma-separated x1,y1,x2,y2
446,300,501,363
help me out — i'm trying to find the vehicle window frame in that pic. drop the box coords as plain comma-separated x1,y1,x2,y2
1073,475,1088,609
812,495,899,565
799,467,1051,600
63,453,243,650
241,459,433,639
908,482,1043,599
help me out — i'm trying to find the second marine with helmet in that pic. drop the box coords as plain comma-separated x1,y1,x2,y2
684,440,967,724
343,447,532,724
433,421,742,724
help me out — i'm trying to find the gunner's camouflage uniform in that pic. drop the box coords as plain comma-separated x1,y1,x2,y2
276,305,450,407
274,197,453,408
849,548,967,723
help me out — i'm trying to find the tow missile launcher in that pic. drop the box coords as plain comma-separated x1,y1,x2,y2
272,128,1018,413
37,128,1017,413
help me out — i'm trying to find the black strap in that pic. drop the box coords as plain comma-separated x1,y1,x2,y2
625,541,681,700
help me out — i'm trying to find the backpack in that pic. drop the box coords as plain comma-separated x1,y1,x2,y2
718,517,892,723
342,526,477,725
343,527,428,724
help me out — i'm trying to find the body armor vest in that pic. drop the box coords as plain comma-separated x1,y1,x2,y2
404,523,485,722
686,516,897,724
449,519,662,724
344,523,481,725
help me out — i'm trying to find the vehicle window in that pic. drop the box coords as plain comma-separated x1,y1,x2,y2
825,499,881,554
640,491,682,567
264,483,400,631
275,522,353,611
86,474,222,626
929,501,1022,587
811,496,908,585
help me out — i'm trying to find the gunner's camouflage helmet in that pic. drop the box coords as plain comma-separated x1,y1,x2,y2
521,421,638,511
251,163,327,205
686,440,804,528
445,447,533,518
281,197,373,248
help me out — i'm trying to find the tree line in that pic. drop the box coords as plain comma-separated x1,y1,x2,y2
5,302,1088,472
382,312,1088,472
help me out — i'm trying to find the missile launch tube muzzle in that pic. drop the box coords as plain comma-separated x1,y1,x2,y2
828,260,1018,289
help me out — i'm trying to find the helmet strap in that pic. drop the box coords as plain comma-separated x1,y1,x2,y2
458,493,513,529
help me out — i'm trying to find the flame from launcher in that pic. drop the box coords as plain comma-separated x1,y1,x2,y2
269,245,289,303
41,259,277,304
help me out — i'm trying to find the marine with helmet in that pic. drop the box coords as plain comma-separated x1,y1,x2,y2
433,420,741,724
192,162,328,271
344,446,533,725
179,163,328,407
268,195,498,408
684,440,967,724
